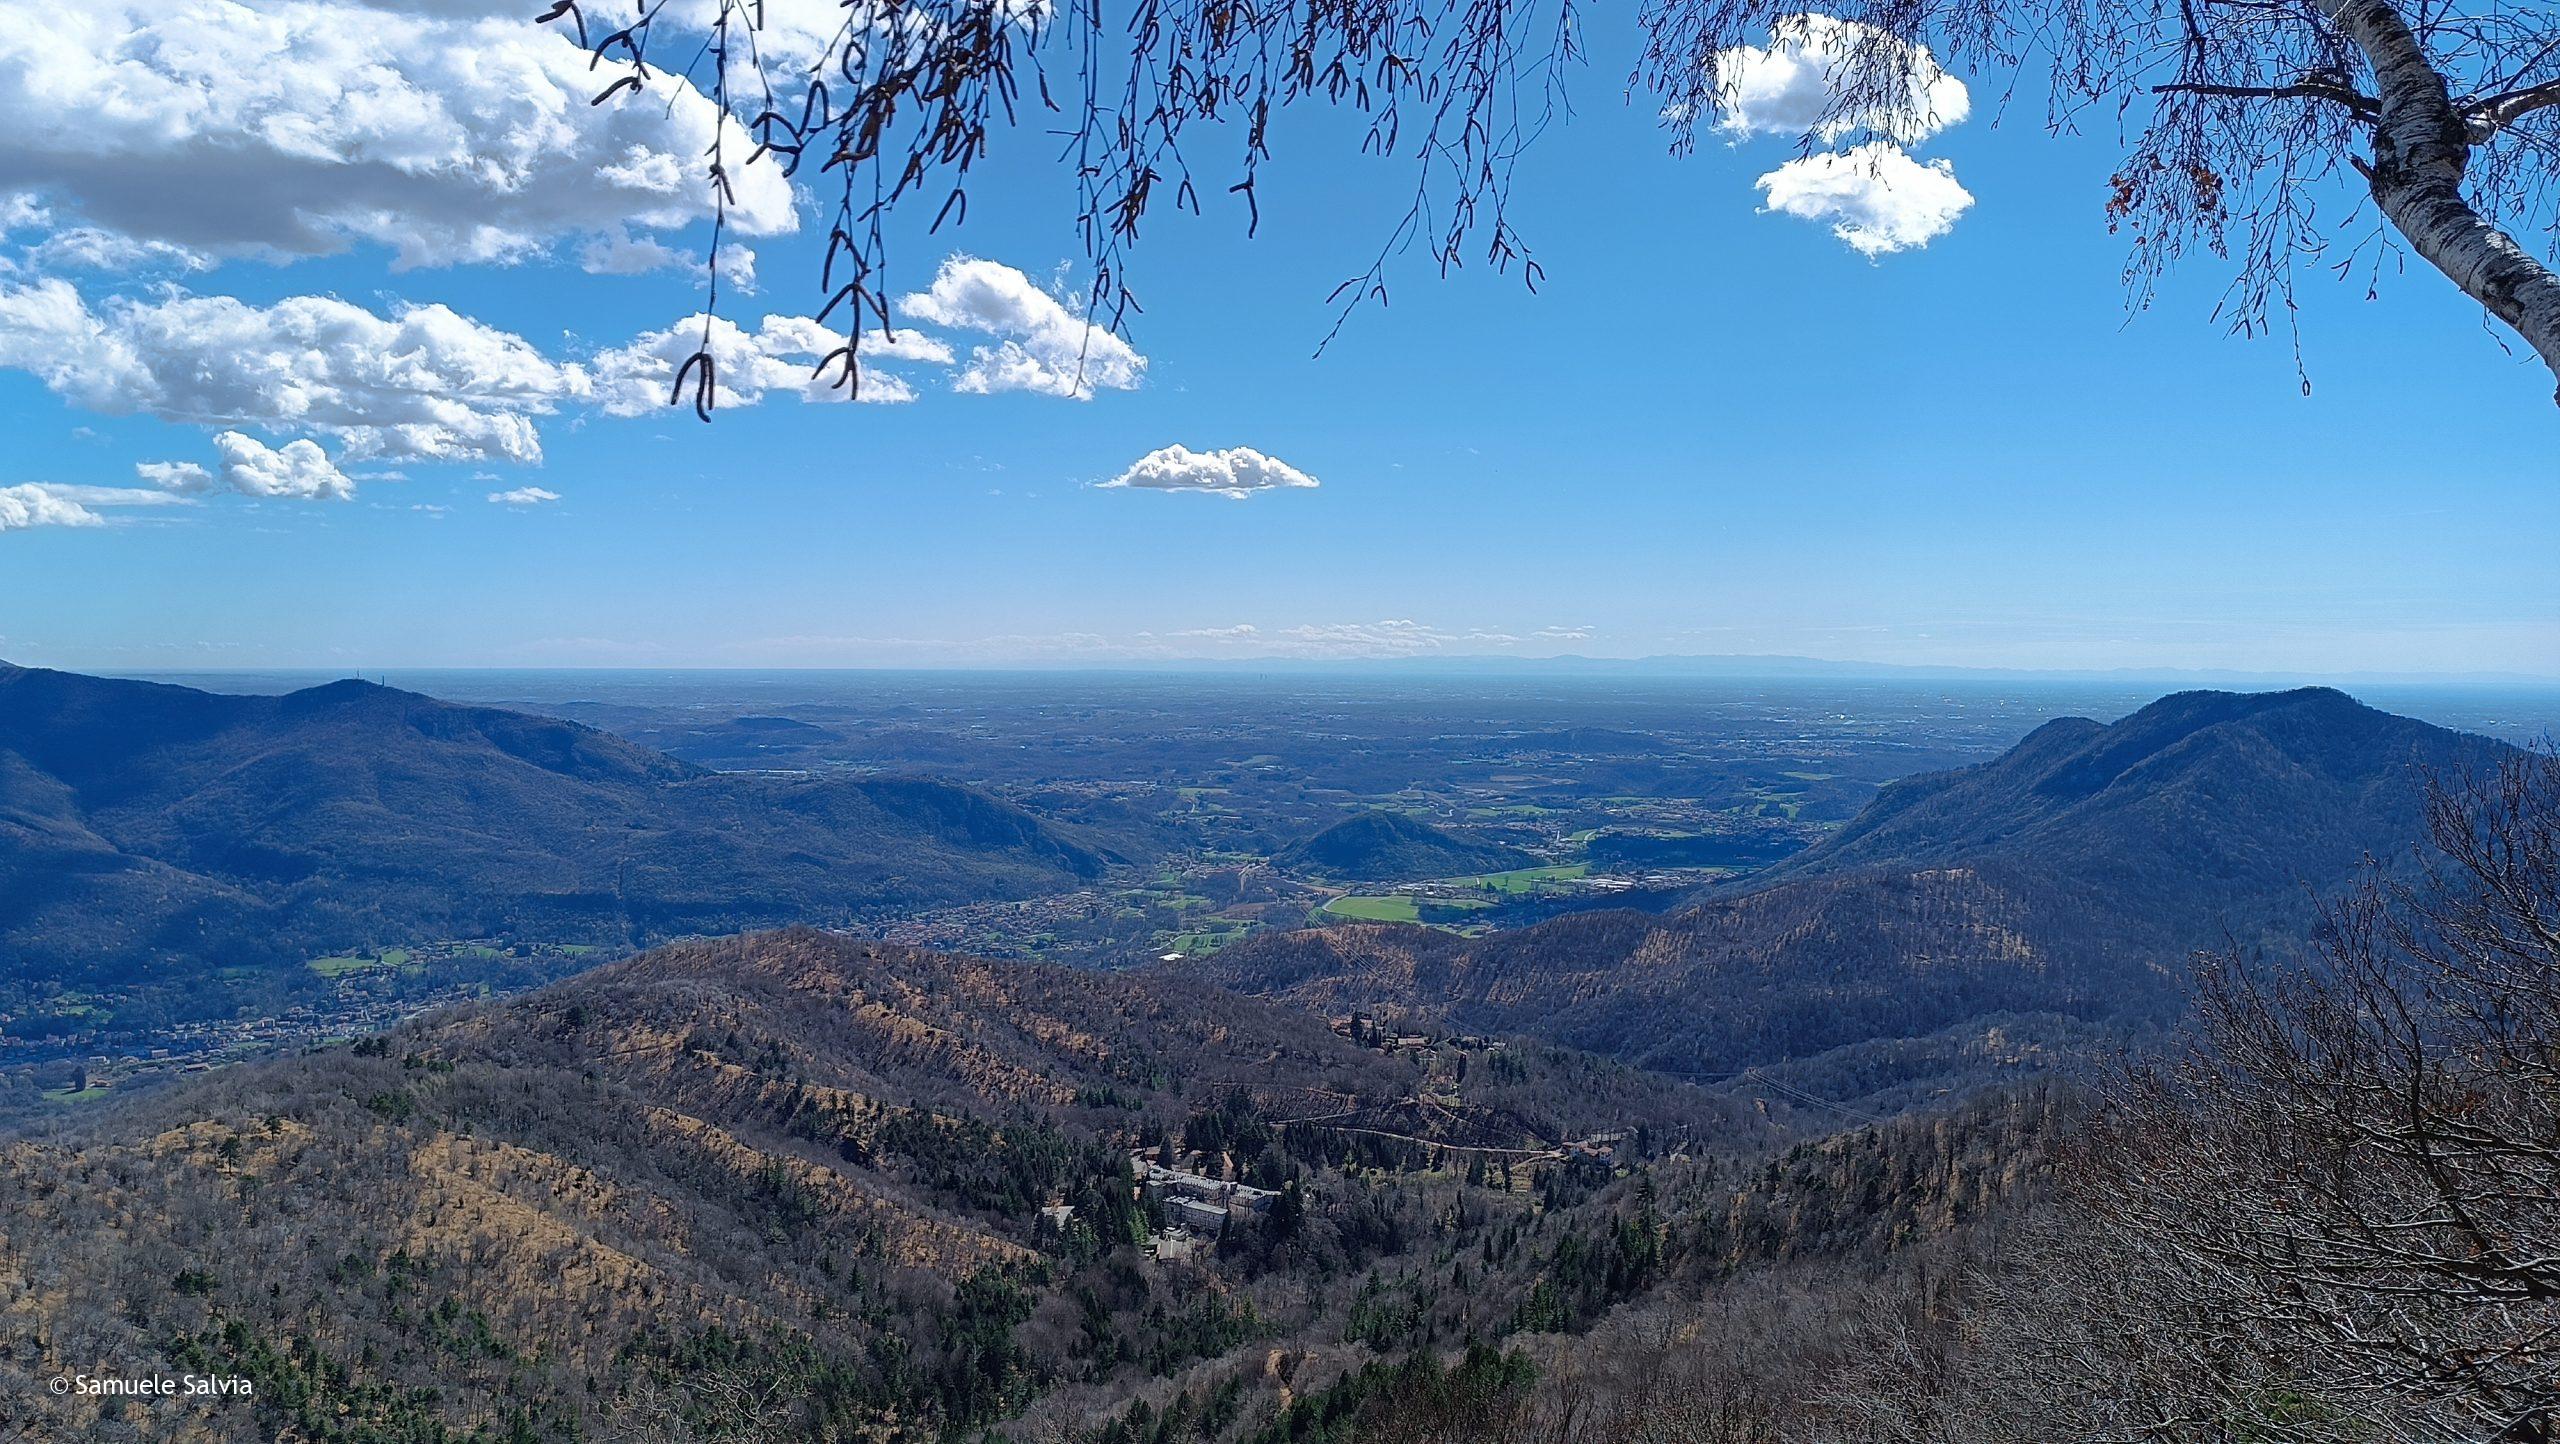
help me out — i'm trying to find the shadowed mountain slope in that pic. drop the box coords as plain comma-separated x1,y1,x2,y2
1752,686,2482,908
0,664,1107,1000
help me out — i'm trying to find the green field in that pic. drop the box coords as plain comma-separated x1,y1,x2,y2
1322,895,1425,923
1452,863,1591,893
42,1085,111,1103
307,946,418,978
308,954,390,978
1160,921,1255,957
1319,893,1499,925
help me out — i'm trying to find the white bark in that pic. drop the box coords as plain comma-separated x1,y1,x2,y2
2321,0,2560,401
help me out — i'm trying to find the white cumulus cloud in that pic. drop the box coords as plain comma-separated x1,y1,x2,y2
589,313,951,415
1099,445,1319,499
1709,13,1969,144
211,431,355,500
901,257,1145,398
0,483,102,531
488,486,561,506
0,0,795,269
0,479,201,534
1756,142,1974,255
0,278,587,462
0,251,1108,520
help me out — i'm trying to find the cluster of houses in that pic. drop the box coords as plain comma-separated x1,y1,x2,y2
1030,1152,1287,1261
1321,1012,1502,1056
1133,1153,1277,1251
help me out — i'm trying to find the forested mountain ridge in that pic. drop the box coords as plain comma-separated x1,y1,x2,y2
0,664,1109,1004
1275,809,1536,881
1750,686,2496,920
1195,689,2507,1095
0,929,1797,1443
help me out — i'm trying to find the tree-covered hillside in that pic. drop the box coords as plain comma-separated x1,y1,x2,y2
1275,810,1537,882
0,929,1891,1444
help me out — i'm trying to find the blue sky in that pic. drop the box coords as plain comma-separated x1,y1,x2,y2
0,1,2552,676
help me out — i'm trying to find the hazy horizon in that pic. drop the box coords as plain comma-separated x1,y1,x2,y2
50,653,2560,687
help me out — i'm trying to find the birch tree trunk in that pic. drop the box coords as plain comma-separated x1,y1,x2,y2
2322,0,2560,400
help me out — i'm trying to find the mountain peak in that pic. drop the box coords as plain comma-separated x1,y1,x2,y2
2127,684,2366,726
1759,687,2499,889
276,676,425,713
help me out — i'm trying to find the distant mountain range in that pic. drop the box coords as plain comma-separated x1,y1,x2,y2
0,663,1108,1009
1367,654,2560,686
759,653,2556,686
1195,688,2510,1103
94,657,2560,691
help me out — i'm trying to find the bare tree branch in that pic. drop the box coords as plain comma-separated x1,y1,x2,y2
553,0,2560,403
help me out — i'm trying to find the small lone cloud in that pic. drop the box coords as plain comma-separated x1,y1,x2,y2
212,432,355,500
1756,143,1974,256
1099,445,1318,500
487,487,561,507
